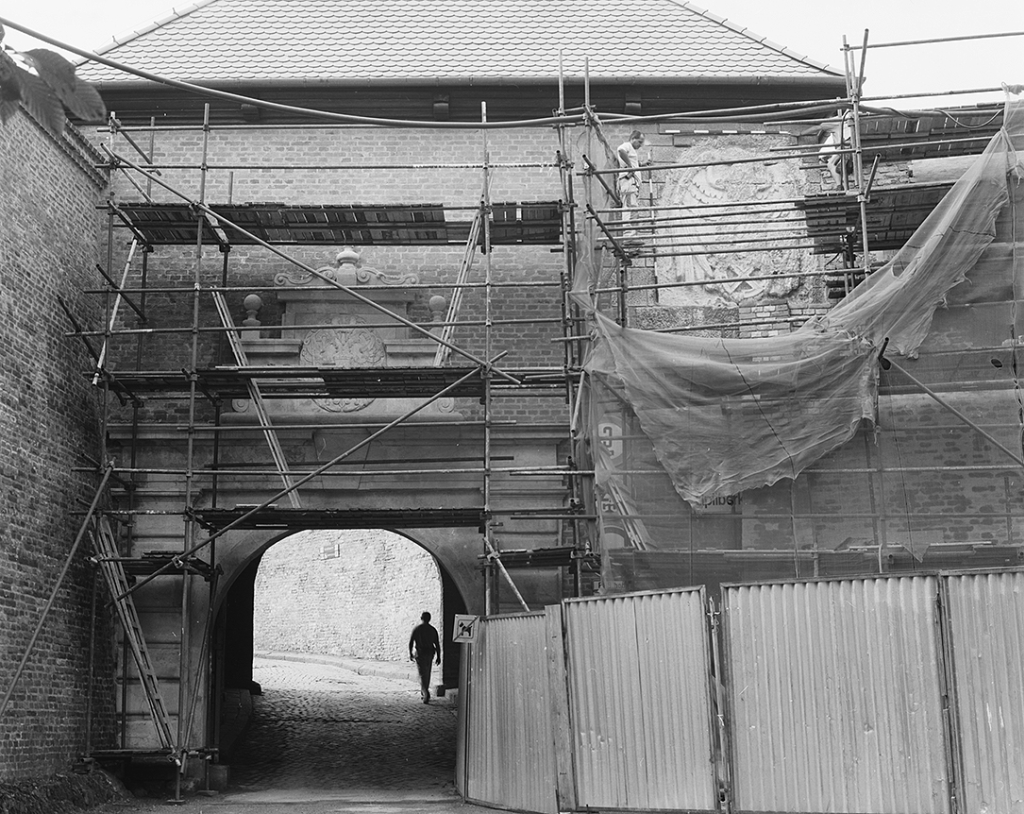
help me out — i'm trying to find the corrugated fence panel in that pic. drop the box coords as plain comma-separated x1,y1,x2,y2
945,572,1024,814
564,589,717,811
463,613,557,814
724,577,950,814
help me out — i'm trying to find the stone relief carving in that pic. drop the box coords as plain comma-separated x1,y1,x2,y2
273,246,419,288
299,318,387,412
658,142,811,307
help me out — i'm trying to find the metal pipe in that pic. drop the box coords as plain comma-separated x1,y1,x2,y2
77,465,566,477
107,161,560,171
586,147,857,175
67,314,566,339
558,51,565,115
106,418,510,431
92,239,138,384
594,197,811,213
83,279,565,294
102,147,523,385
145,117,156,198
884,357,1024,469
482,101,494,525
113,363,497,601
174,102,213,792
84,569,98,757
180,569,219,759
624,241,823,258
93,263,146,322
597,509,1024,521
0,466,114,719
626,232,816,248
846,29,1024,50
604,216,812,233
586,264,872,291
483,534,531,613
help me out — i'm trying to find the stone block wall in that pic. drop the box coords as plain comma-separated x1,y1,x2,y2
252,529,441,663
0,112,115,779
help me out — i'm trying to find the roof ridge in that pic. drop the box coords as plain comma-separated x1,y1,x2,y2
76,0,851,87
672,0,842,76
86,0,221,60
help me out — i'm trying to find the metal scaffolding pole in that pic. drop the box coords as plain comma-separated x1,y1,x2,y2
101,147,522,386
113,364,497,602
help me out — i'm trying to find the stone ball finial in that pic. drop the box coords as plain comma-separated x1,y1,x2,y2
242,293,263,327
335,247,362,268
429,295,448,321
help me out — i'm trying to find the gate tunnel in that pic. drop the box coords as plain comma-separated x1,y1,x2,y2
212,528,468,767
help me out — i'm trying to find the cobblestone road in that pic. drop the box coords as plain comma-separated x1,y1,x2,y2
94,655,485,814
229,656,458,795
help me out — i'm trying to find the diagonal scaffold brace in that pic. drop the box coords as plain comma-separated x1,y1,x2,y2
101,146,523,387
114,358,507,602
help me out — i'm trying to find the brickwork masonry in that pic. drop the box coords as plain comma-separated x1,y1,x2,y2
0,111,115,780
252,529,442,664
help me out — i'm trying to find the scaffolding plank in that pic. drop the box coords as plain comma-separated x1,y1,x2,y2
117,204,223,246
857,110,1002,161
98,366,488,399
112,202,561,246
798,182,954,253
193,506,487,530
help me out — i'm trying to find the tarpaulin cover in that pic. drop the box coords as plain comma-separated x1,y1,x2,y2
577,91,1023,510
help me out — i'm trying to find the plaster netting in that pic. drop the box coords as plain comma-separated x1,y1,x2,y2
574,91,1024,592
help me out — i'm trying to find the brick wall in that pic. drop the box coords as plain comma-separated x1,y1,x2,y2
94,124,571,426
0,112,116,779
252,529,441,662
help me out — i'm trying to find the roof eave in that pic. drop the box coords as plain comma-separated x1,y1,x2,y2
93,73,847,91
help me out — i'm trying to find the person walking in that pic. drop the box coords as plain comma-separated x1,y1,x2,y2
409,611,441,704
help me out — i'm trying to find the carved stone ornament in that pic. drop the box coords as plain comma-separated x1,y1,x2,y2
273,247,420,288
658,142,810,307
299,318,387,412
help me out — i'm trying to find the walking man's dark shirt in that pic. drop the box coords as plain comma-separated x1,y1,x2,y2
409,611,441,704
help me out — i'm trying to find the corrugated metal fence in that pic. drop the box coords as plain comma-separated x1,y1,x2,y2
563,589,717,811
945,572,1024,814
459,612,557,814
724,577,950,814
459,569,1024,814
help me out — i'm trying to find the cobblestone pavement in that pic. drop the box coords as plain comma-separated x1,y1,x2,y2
94,655,495,814
230,656,457,794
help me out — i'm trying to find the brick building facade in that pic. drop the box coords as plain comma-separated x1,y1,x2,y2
5,0,1018,790
0,113,116,779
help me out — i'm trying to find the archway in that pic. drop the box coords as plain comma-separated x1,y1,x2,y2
212,528,467,778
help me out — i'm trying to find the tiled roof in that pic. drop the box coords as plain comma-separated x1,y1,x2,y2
77,0,841,85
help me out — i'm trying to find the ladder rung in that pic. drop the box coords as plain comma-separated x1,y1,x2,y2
213,292,301,508
92,517,176,749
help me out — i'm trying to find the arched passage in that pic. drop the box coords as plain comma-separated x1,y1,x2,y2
254,528,448,670
212,528,467,772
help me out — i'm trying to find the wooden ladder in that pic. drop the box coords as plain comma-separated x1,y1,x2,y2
90,516,176,750
434,205,484,367
212,291,301,507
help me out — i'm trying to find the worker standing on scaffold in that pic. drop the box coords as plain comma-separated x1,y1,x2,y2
816,110,855,188
616,130,646,238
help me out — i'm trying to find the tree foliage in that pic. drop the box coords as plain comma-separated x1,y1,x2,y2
0,23,106,137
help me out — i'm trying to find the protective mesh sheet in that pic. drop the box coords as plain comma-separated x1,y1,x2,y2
576,92,1024,593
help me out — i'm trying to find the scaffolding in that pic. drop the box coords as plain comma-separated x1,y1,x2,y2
577,33,1024,595
2,12,1020,793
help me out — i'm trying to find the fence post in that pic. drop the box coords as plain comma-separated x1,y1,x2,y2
545,603,577,811
935,578,964,814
